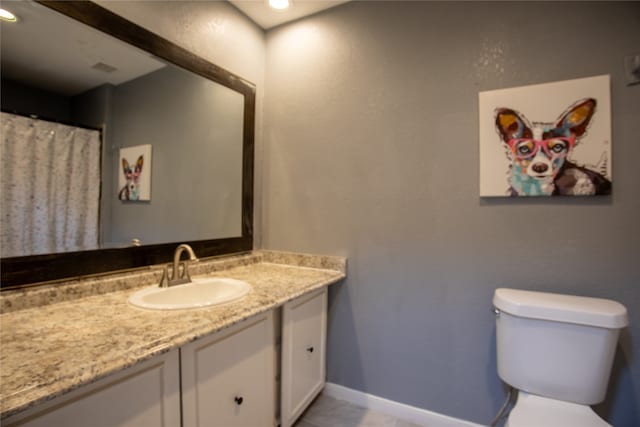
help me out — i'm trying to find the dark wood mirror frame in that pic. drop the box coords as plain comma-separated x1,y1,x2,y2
0,0,255,289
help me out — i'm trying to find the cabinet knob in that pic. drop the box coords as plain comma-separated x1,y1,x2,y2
306,346,314,353
234,396,244,405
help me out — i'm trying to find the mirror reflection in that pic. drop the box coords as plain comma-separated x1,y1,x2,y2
0,1,244,258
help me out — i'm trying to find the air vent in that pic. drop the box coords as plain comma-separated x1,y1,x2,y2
91,62,117,73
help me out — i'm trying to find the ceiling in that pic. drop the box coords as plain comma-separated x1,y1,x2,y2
1,1,167,96
228,0,351,30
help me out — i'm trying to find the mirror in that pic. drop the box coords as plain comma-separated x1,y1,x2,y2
0,1,255,288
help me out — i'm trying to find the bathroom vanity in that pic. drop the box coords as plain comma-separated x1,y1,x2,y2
0,251,345,427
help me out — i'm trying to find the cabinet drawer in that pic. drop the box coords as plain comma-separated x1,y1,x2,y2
281,287,327,427
181,311,275,427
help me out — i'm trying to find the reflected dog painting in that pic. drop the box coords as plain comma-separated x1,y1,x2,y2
479,75,611,197
118,144,152,201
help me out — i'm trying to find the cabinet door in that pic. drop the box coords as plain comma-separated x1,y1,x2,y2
181,311,275,427
280,287,327,427
5,349,180,427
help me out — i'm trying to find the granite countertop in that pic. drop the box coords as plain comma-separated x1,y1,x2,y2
0,251,346,420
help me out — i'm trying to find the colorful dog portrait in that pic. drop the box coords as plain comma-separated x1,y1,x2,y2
118,144,152,201
479,75,612,197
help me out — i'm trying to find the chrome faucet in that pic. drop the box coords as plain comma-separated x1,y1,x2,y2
160,244,199,287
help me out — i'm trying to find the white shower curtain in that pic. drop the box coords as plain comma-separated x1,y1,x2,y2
1,112,101,257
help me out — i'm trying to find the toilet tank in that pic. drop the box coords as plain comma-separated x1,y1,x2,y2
493,288,628,405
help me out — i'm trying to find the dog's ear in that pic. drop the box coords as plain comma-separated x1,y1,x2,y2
554,98,596,138
136,155,144,171
122,158,129,171
495,108,532,142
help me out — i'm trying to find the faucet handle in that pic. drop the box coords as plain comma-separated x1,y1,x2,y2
165,244,200,287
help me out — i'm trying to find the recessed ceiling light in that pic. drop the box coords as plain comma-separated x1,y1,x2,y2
269,0,290,11
0,8,18,22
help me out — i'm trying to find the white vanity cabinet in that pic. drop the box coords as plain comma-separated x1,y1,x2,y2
181,310,276,427
4,288,330,427
280,287,328,427
5,349,181,427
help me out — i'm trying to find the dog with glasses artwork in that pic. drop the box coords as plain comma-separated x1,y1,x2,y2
494,98,611,196
118,155,144,201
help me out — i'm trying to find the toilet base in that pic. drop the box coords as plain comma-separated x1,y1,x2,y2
505,391,610,427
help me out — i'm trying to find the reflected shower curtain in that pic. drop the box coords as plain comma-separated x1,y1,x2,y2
1,112,101,257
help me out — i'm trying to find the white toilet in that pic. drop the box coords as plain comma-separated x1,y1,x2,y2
493,288,629,427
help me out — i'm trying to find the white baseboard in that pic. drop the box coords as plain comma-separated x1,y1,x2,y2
323,382,487,427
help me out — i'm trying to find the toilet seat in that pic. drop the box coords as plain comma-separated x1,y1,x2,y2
505,392,610,427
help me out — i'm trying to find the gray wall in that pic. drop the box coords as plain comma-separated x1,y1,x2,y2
264,2,640,426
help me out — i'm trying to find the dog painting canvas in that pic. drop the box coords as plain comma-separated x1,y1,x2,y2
118,144,152,201
479,75,611,197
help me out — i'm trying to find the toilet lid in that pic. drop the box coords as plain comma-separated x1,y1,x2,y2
507,392,610,427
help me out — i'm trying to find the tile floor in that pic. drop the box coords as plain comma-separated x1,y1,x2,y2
293,394,424,427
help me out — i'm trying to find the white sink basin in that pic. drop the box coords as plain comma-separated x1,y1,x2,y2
128,277,251,310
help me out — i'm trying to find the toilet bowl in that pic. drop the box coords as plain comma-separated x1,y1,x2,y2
493,288,628,427
505,392,609,427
